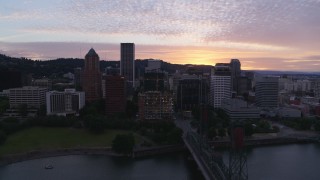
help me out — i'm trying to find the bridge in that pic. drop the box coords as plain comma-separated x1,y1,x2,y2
185,131,229,180
175,118,247,180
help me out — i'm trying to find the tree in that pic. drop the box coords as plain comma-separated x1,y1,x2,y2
314,120,320,132
297,118,312,130
125,100,138,118
218,128,226,137
244,122,254,136
167,127,183,144
18,104,28,116
0,130,7,145
192,107,200,120
112,133,135,154
214,108,230,128
84,115,105,134
208,127,217,139
0,97,9,115
256,120,271,133
1,117,20,134
38,105,47,116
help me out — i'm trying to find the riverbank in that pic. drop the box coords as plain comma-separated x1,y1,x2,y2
0,147,115,166
210,136,319,149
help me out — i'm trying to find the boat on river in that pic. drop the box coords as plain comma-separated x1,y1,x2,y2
44,164,53,169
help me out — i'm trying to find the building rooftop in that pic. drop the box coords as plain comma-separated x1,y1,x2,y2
85,48,99,57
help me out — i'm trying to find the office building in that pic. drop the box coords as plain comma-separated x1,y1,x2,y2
105,75,126,115
255,76,279,108
210,64,232,108
120,43,135,90
221,98,260,122
230,59,241,94
177,75,208,110
82,48,102,102
46,89,85,116
74,67,82,89
138,91,173,121
143,72,166,92
9,86,47,109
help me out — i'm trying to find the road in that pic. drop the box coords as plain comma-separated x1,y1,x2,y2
271,121,319,139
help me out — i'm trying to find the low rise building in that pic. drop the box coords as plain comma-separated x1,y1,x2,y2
9,86,47,109
221,98,260,122
32,78,52,90
277,107,301,119
46,89,85,116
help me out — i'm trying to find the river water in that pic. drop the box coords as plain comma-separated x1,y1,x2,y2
1,143,320,180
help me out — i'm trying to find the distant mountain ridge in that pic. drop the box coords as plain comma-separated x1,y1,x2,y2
1,54,318,78
0,54,211,78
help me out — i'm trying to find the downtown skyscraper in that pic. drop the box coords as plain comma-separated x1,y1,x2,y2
120,43,135,92
82,48,102,102
230,59,241,95
255,76,279,108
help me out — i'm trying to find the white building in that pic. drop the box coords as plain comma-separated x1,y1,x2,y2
294,80,311,92
9,86,47,109
210,65,232,108
46,89,85,116
221,98,260,122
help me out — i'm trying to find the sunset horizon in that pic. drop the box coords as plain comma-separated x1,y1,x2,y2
1,0,320,71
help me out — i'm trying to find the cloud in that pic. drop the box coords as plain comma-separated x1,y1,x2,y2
241,56,320,72
2,0,319,47
283,60,320,63
303,55,320,60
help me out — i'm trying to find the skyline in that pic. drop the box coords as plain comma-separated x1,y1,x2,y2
1,0,320,71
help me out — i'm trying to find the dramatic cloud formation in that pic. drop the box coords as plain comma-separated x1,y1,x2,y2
0,0,320,71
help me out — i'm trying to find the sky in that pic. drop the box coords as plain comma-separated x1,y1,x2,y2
0,0,320,71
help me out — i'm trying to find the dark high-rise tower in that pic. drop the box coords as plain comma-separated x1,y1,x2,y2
230,59,241,95
105,75,126,115
82,48,102,102
120,43,135,90
255,76,279,108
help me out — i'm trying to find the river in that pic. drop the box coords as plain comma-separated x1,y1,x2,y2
1,143,320,180
0,152,203,180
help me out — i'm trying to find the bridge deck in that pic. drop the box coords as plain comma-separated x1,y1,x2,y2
183,137,216,180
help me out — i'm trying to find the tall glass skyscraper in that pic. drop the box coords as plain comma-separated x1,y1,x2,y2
120,43,135,90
